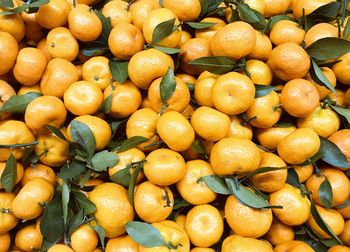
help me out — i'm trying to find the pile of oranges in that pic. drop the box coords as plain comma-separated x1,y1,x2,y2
1,0,350,251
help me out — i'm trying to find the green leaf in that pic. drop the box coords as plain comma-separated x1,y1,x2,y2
201,175,231,195
268,15,296,29
274,121,295,128
191,139,206,155
91,150,119,172
40,239,55,252
173,199,190,210
47,125,67,141
0,0,14,7
0,92,41,113
207,0,223,14
62,182,70,227
185,22,216,29
330,105,350,125
309,60,336,92
94,10,111,44
335,198,350,209
58,160,85,180
237,2,266,30
80,47,108,57
91,225,106,249
319,178,333,209
188,56,236,74
126,221,166,247
72,191,96,215
152,18,176,44
109,164,131,187
344,17,350,40
310,200,342,244
199,0,208,16
0,153,17,192
109,60,129,84
255,85,276,98
113,136,149,152
225,178,272,209
0,0,49,15
102,94,113,114
70,120,96,158
306,1,341,20
67,209,84,236
152,45,180,54
306,37,350,61
159,67,176,104
128,163,142,205
241,166,290,182
286,168,302,189
40,197,64,242
318,138,350,169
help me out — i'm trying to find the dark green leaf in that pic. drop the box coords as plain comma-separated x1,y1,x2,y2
173,199,190,210
40,197,64,242
152,45,180,54
78,170,91,189
319,178,333,209
191,139,206,155
109,60,129,84
237,3,266,30
201,175,231,195
307,2,341,19
126,221,166,247
298,152,324,166
330,105,350,125
102,94,112,114
62,182,70,226
274,121,295,128
40,239,54,252
255,85,276,98
310,200,342,244
0,153,17,192
72,191,96,215
306,37,350,61
0,0,49,15
335,198,350,209
0,92,41,113
113,136,149,152
47,125,67,141
91,225,106,249
128,163,142,205
94,10,111,43
91,150,118,172
318,138,350,169
80,47,108,57
309,60,336,92
109,164,131,187
186,83,195,93
188,56,236,74
185,22,216,29
241,166,290,181
22,146,34,163
344,17,350,40
68,209,84,236
70,120,96,158
152,18,176,44
199,0,208,16
159,67,176,104
0,0,14,7
58,161,85,180
225,178,272,209
206,0,223,14
268,15,296,29
287,168,302,189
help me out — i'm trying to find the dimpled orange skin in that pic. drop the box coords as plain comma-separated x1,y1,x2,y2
195,17,226,41
0,120,35,161
0,233,10,252
277,128,320,164
306,168,350,207
139,220,190,252
163,0,201,21
212,72,256,115
70,224,99,252
333,52,350,85
294,164,314,183
0,9,25,42
210,137,261,176
225,195,273,238
270,20,305,45
191,248,216,252
0,80,15,120
266,218,295,246
21,164,56,186
226,115,253,140
274,240,315,252
0,192,18,234
40,58,79,98
88,183,134,238
177,160,217,205
256,125,297,150
149,77,190,113
210,21,256,60
328,246,350,252
245,59,273,85
293,0,335,18
263,0,291,17
64,81,103,116
221,235,273,252
22,11,45,42
67,115,112,150
280,79,320,118
108,23,145,60
245,91,282,129
185,204,224,247
329,129,350,163
304,23,338,47
106,235,139,252
15,224,43,251
82,56,112,90
194,77,216,108
340,220,350,246
134,181,174,223
308,204,345,238
156,111,195,152
12,178,54,220
102,0,132,27
248,30,273,61
250,152,287,193
48,244,75,252
35,0,70,29
104,81,142,118
269,184,311,226
191,106,231,141
13,47,47,86
144,148,187,186
46,27,79,62
24,95,67,134
0,32,18,75
0,162,23,189
126,108,160,151
130,0,160,30
37,38,52,63
68,4,102,42
128,48,175,89
267,42,310,81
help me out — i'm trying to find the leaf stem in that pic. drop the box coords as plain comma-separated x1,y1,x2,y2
0,141,39,149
